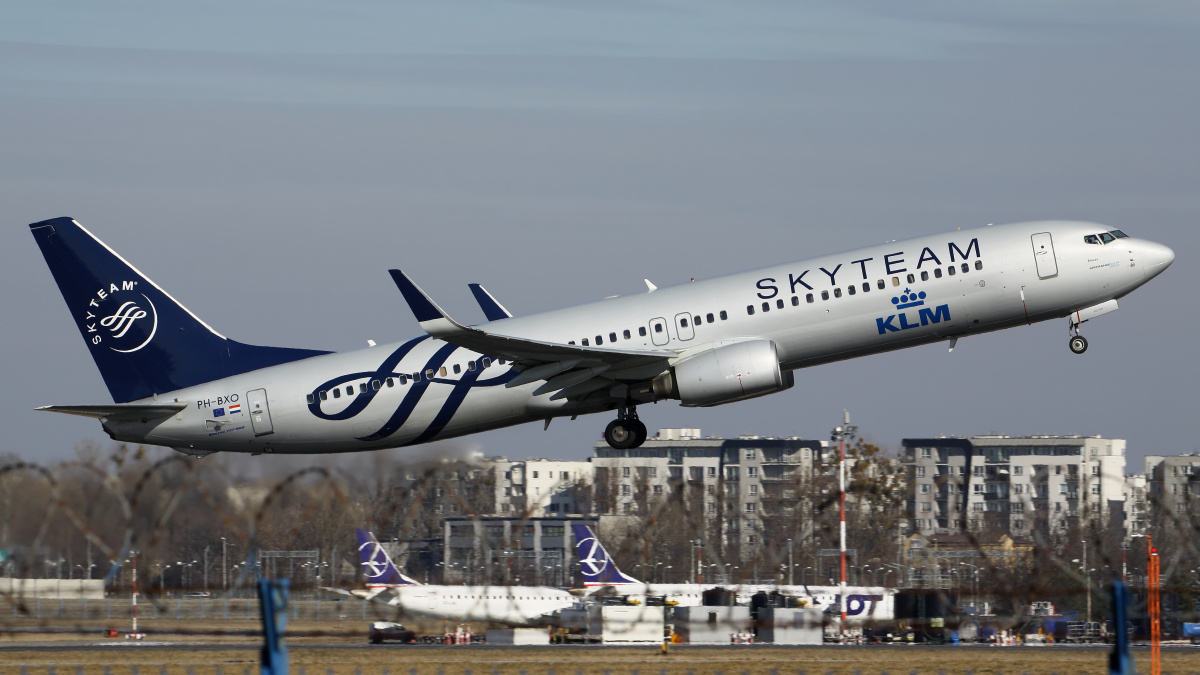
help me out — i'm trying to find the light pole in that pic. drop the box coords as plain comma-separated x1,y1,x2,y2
221,537,228,592
831,410,858,644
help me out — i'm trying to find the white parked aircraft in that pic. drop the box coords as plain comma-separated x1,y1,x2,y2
339,529,580,627
29,218,1173,454
572,524,894,623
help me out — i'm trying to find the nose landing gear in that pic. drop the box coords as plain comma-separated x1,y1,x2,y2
604,407,647,450
1068,322,1089,355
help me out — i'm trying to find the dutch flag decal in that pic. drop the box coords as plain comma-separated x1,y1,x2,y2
228,403,242,414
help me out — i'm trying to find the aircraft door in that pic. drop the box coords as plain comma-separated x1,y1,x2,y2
247,388,274,436
1031,232,1058,279
675,313,695,341
649,317,669,346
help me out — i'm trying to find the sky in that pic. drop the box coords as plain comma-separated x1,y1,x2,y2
3,1,1198,472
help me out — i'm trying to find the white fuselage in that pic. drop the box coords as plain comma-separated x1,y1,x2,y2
376,584,580,628
101,221,1171,454
588,583,894,622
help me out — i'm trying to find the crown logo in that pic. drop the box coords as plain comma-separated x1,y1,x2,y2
892,289,926,310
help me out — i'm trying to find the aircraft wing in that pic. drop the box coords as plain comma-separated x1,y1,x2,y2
391,269,675,371
35,403,188,420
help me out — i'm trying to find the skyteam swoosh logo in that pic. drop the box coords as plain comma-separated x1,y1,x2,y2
80,280,158,353
306,336,517,444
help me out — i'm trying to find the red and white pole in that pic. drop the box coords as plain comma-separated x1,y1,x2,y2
839,431,848,642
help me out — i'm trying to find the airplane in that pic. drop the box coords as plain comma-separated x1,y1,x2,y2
572,524,894,622
340,528,580,627
29,217,1173,455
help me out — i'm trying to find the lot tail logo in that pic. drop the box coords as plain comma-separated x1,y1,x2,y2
83,280,158,353
876,288,950,334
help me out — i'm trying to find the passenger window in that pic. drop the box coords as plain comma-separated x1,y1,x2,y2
920,271,929,281
806,293,814,303
862,282,870,292
624,329,632,339
582,338,589,346
961,263,969,273
975,260,983,270
679,317,688,328
359,383,367,393
595,335,603,345
568,340,576,345
948,266,956,276
877,279,885,290
747,305,755,315
425,369,435,379
371,380,381,391
1100,232,1115,244
892,277,900,287
386,377,394,387
821,290,829,301
319,390,327,400
640,326,648,336
907,273,915,284
834,288,842,298
1084,235,1100,245
482,358,492,368
467,363,476,372
706,313,714,323
453,364,461,374
412,372,420,381
694,315,701,324
399,374,409,384
720,310,728,320
761,302,770,312
346,386,353,396
306,394,314,404
439,367,447,377
934,268,942,278
654,324,663,333
333,388,341,399
790,296,799,307
776,299,784,309
847,285,856,296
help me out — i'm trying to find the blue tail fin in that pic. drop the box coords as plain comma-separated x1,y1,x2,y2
356,529,420,587
572,523,640,587
29,218,330,403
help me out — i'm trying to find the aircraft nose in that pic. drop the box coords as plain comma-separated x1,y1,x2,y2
1141,240,1175,280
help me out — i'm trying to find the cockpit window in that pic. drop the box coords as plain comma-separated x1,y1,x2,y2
1100,232,1115,244
1109,229,1128,238
1084,235,1100,245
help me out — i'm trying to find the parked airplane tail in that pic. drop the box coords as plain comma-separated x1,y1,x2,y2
356,529,421,587
572,523,641,587
29,217,329,403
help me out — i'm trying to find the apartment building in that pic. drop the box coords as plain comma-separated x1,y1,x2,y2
903,436,1127,538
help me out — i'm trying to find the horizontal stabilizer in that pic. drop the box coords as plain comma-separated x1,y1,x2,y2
468,284,513,321
36,403,187,420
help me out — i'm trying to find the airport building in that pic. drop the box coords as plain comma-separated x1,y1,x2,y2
902,435,1127,539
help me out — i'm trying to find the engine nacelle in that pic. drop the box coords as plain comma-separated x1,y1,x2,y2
653,339,794,407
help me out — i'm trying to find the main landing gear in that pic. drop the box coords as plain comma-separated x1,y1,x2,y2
604,407,647,450
1068,320,1088,355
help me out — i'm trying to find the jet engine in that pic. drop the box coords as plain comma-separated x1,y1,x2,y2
652,339,793,407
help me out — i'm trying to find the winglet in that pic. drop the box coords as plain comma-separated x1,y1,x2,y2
388,269,479,340
468,284,513,321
